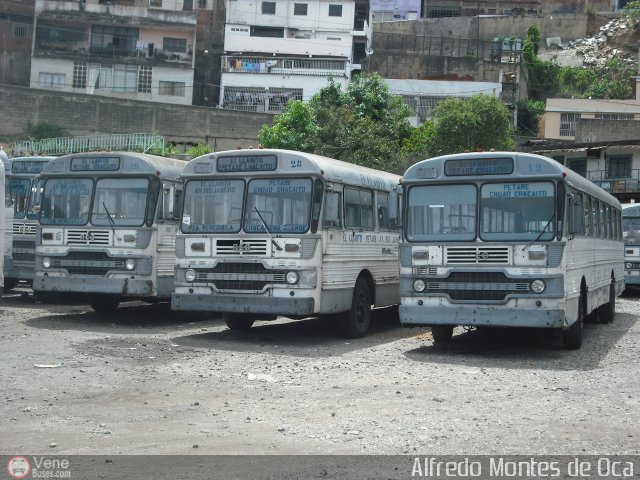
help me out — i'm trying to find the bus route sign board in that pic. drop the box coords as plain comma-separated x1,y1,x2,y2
70,157,120,172
445,158,514,176
217,155,277,173
11,161,48,174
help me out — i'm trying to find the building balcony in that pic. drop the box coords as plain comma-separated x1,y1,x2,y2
221,55,348,77
588,169,640,194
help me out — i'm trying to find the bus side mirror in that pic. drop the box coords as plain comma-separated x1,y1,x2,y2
567,195,583,235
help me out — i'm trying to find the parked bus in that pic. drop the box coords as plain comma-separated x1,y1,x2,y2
622,202,640,288
3,156,55,290
171,149,402,337
399,151,624,349
33,152,185,312
0,154,5,291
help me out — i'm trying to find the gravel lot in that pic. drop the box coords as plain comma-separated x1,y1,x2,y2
1,286,639,457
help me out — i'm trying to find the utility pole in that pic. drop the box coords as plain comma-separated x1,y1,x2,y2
476,0,481,59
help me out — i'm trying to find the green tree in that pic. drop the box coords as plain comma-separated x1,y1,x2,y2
516,99,545,136
622,1,640,20
26,121,68,140
259,73,412,172
427,95,515,156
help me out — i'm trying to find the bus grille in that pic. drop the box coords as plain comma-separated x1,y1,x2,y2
196,262,287,291
13,223,37,236
50,251,125,276
426,271,529,302
12,239,36,262
66,229,111,246
214,239,269,256
446,246,510,264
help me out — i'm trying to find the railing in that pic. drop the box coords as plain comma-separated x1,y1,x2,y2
11,133,165,157
222,56,348,77
588,170,640,193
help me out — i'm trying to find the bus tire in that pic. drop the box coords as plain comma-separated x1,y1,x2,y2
598,279,616,324
3,278,18,292
223,312,255,331
88,295,120,313
431,325,454,343
341,277,371,338
563,293,584,350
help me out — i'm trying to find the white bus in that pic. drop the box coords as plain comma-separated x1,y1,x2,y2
171,149,402,337
399,151,624,349
622,203,640,287
34,152,185,312
3,156,55,290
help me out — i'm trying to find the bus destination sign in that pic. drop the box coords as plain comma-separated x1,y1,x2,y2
70,157,120,172
444,157,514,176
12,161,48,174
217,155,277,173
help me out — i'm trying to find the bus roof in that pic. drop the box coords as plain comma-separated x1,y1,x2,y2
40,151,186,178
622,203,640,216
183,149,401,191
403,151,621,208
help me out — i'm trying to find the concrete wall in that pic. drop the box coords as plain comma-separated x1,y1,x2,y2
0,84,272,151
576,119,640,142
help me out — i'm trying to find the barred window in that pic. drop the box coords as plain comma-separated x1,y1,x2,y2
138,65,152,93
72,61,87,89
14,26,27,37
163,37,187,53
560,113,577,137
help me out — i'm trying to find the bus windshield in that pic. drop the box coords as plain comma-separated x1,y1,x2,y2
182,179,245,233
41,178,93,225
27,178,45,220
244,178,312,233
91,178,150,227
480,181,555,241
406,181,556,242
623,215,640,245
7,178,31,219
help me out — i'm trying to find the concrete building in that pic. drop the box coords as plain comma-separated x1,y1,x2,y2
30,0,217,106
0,0,36,86
218,0,371,113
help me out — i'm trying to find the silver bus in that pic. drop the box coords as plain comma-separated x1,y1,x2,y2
622,203,640,287
3,156,55,290
171,149,401,337
400,151,624,349
34,152,185,312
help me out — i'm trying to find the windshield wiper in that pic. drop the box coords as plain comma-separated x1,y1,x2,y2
526,213,554,249
254,207,282,251
102,202,116,234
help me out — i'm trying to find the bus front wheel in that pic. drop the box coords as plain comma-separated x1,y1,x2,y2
341,277,371,338
223,312,255,331
563,293,584,349
431,325,454,343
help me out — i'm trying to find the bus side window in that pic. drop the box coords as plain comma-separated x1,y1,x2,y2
322,191,342,229
311,179,323,233
147,179,161,226
377,192,390,230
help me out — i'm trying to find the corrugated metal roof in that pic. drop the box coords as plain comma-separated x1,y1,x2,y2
534,144,640,153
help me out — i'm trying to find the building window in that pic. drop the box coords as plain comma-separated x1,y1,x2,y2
149,0,162,6
595,113,635,120
183,0,193,10
14,26,27,38
294,3,308,15
262,2,276,14
560,113,577,137
72,62,87,89
568,158,587,177
328,4,343,16
250,26,284,37
427,7,460,17
39,72,65,88
159,81,185,97
113,64,138,92
198,0,207,7
163,37,187,53
552,155,565,165
91,25,139,56
138,65,152,93
607,155,632,179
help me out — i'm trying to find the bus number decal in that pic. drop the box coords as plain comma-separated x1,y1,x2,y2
290,159,302,168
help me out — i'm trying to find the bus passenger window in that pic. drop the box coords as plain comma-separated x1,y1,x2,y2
322,191,342,228
377,192,390,230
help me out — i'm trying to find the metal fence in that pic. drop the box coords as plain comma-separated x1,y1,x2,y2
12,133,165,157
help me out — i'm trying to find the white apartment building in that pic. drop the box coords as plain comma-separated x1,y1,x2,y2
30,0,215,106
219,0,371,113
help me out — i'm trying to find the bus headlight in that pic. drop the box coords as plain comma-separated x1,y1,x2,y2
286,271,299,285
42,257,51,269
125,258,137,271
626,262,633,269
530,279,546,293
413,279,426,292
185,269,197,282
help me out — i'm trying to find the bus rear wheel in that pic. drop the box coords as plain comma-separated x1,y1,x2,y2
431,325,454,343
598,279,616,324
88,295,120,313
223,312,255,331
341,277,371,338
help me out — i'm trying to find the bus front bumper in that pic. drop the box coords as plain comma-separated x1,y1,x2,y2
399,303,565,329
33,276,154,296
171,293,315,316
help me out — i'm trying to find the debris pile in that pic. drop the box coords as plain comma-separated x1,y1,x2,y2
567,17,639,68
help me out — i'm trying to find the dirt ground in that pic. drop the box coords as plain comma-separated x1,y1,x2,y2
1,286,639,461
